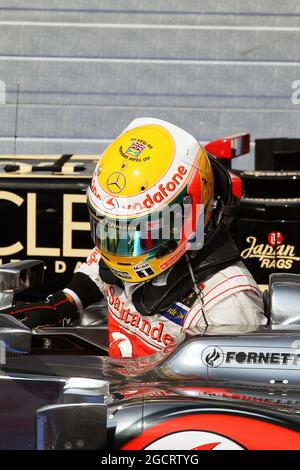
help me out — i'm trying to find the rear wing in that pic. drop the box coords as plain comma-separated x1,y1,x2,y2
205,133,250,199
205,133,250,161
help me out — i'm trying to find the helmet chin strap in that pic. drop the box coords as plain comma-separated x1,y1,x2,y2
185,252,209,328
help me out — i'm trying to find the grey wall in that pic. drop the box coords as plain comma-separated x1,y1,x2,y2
0,0,300,169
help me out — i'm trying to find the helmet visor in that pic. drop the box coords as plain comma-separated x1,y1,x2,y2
87,191,195,257
88,195,204,257
89,210,177,257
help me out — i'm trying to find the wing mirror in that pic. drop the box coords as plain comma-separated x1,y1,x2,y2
0,260,44,311
205,133,250,200
269,273,300,325
0,260,44,293
0,260,44,354
205,133,250,160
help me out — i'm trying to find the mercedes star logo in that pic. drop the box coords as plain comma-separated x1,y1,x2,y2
107,172,126,193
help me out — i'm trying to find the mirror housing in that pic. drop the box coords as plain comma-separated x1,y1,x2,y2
205,133,250,160
0,260,44,293
269,273,300,324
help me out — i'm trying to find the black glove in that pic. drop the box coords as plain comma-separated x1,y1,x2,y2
0,291,79,328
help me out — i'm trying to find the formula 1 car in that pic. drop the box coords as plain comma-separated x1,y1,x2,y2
1,259,300,450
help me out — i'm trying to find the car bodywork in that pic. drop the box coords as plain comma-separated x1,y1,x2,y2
1,135,300,450
1,261,300,450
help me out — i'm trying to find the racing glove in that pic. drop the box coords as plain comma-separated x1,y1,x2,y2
0,291,79,328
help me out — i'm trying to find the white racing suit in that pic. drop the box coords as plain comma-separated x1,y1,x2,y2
65,248,265,358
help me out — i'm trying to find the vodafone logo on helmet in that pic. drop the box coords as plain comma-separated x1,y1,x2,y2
142,165,188,209
144,431,244,450
96,165,189,216
103,195,119,210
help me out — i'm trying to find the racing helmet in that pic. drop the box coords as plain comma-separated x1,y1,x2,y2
87,118,214,283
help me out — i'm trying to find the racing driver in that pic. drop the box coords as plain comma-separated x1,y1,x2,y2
2,118,265,357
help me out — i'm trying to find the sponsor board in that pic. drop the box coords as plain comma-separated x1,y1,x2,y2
241,235,300,270
0,188,93,293
233,216,300,284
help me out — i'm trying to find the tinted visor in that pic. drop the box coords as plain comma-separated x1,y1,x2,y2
88,195,204,257
89,211,178,257
88,195,190,256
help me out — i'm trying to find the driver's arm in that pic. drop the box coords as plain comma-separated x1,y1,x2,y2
0,270,104,328
0,290,79,328
0,247,105,328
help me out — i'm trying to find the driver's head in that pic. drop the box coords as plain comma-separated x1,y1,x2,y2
87,118,214,283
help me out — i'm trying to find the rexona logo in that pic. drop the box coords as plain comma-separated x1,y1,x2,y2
241,235,300,269
202,346,300,368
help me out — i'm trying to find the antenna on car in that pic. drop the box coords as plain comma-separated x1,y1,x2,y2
5,82,21,172
13,82,20,159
